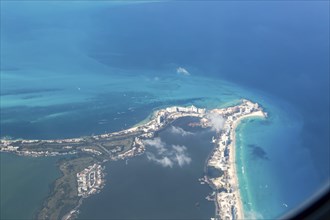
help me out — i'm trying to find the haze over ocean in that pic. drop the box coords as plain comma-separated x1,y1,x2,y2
1,1,329,219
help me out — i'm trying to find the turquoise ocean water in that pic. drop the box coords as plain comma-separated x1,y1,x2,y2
1,1,329,219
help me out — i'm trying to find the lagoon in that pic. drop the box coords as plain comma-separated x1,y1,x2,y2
78,118,216,219
0,153,60,219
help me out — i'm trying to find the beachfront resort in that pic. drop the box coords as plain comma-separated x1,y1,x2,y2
206,100,266,219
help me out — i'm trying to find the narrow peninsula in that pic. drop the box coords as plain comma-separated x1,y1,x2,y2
0,99,266,220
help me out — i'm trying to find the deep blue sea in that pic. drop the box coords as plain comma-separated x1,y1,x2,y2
1,1,329,219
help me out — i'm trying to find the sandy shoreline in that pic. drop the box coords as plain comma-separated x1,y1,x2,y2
230,111,266,219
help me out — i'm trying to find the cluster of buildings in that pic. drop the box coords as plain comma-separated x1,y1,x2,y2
0,144,77,157
211,99,263,118
216,193,239,220
17,150,77,157
116,138,145,160
0,138,83,157
206,100,266,220
138,105,206,133
0,145,19,152
77,164,104,197
165,105,206,114
19,138,83,144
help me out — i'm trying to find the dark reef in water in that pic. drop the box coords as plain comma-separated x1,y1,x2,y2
248,144,269,160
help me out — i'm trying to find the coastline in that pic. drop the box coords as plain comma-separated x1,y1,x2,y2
230,111,266,219
1,100,265,220
206,101,266,220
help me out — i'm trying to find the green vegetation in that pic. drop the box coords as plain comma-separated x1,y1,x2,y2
28,131,144,219
37,157,96,220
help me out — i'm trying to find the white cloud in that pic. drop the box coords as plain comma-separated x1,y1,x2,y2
143,138,192,168
173,145,191,166
169,126,193,136
207,113,225,131
172,144,186,153
143,137,166,154
176,67,190,76
146,152,174,168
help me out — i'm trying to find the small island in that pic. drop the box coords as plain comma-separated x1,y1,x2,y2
0,99,266,220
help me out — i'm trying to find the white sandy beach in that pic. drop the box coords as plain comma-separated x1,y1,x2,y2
230,111,266,219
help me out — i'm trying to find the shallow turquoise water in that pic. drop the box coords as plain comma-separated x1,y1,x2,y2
235,102,323,219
